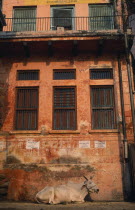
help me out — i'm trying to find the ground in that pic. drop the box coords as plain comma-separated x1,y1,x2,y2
0,202,135,210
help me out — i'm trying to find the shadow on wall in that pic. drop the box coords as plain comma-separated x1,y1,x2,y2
0,81,9,129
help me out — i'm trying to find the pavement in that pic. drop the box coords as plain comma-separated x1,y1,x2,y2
0,201,135,210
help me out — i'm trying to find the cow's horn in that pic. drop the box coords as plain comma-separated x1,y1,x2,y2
83,176,88,180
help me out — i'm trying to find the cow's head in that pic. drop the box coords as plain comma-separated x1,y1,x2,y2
83,176,99,193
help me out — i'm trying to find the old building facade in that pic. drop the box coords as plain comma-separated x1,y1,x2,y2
0,0,134,201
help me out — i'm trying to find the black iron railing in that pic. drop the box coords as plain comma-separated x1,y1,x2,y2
3,16,123,32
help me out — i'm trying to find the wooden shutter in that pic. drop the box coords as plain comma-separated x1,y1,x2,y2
52,7,74,30
91,86,116,129
89,4,114,30
15,87,38,130
53,87,76,130
13,7,36,32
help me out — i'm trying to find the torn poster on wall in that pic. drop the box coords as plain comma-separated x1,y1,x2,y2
0,141,6,151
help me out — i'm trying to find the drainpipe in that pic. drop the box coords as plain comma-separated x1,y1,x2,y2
124,32,135,143
122,0,135,143
118,56,128,159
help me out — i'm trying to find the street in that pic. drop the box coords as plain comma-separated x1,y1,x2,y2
0,202,135,210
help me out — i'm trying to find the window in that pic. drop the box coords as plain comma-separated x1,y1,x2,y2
91,86,116,129
89,4,114,30
53,87,76,130
90,68,113,79
13,7,36,32
0,0,2,10
15,87,38,130
53,69,76,80
51,6,74,30
17,70,39,80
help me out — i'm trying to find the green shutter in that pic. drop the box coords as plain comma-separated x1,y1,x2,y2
89,4,114,30
13,7,36,32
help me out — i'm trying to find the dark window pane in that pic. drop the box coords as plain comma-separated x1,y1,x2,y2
91,86,116,129
54,69,75,80
17,70,39,80
92,109,115,129
89,4,114,30
54,109,76,130
15,87,38,130
53,87,76,130
51,6,74,30
90,69,113,79
16,110,37,130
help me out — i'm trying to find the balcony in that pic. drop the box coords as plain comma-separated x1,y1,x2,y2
2,16,123,35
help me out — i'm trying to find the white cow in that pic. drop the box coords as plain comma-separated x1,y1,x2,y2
35,176,99,204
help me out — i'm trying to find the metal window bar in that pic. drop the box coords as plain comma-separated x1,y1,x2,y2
15,87,38,130
17,70,39,80
53,69,76,80
90,69,113,79
91,86,116,129
53,87,76,130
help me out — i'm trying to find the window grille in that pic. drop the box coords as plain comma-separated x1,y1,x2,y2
13,7,36,32
51,6,74,30
91,86,116,129
53,69,76,80
53,87,76,130
89,4,114,30
90,69,113,79
17,70,39,80
15,87,38,130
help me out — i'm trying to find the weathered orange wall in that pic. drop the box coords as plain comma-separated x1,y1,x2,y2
0,52,131,201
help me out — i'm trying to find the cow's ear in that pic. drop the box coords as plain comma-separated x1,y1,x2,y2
90,176,93,180
90,176,94,179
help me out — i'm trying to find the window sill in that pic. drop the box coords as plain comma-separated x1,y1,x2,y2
9,130,41,134
89,129,119,133
49,130,80,134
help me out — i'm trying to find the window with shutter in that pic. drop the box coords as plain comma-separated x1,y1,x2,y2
89,4,114,30
53,87,76,130
13,7,36,32
15,87,38,130
51,6,74,30
91,86,116,129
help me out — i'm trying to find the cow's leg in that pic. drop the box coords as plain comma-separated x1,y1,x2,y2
48,188,54,204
